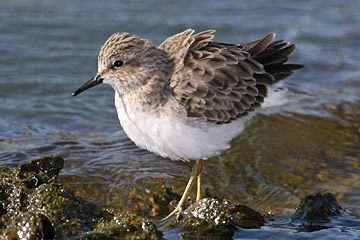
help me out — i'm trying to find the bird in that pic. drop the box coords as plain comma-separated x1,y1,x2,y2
72,29,303,220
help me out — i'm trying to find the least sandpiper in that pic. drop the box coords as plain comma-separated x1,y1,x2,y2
72,29,303,220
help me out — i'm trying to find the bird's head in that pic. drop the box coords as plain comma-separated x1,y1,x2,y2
72,32,174,96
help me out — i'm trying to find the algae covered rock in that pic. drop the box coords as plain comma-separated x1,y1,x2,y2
0,156,268,239
0,156,103,239
180,198,234,227
2,212,55,240
0,156,163,240
85,211,162,240
177,198,235,239
161,197,266,239
160,198,267,239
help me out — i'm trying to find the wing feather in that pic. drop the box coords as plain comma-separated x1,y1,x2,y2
166,30,303,124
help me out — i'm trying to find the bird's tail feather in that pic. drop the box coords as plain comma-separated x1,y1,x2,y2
245,33,304,83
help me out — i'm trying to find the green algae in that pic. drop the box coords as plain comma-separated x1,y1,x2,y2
86,211,162,239
0,156,163,240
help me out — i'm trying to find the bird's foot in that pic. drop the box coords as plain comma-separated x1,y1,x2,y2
159,206,183,221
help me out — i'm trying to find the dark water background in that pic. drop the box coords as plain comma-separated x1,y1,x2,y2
1,0,360,239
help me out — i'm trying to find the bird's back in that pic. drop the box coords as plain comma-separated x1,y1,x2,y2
160,29,303,125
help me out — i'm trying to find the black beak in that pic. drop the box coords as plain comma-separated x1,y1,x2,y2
72,74,103,96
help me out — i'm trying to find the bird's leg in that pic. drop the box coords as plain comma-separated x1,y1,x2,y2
160,159,202,221
160,171,196,221
196,159,203,201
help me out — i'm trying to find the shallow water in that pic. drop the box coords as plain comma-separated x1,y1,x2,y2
1,0,360,239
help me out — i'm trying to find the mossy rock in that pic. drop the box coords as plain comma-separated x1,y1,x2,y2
0,156,162,239
84,211,162,240
0,156,270,239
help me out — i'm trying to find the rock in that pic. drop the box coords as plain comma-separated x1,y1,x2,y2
0,156,163,239
229,205,266,228
19,155,64,180
0,156,268,239
291,192,343,223
1,212,55,240
174,198,235,239
85,211,162,240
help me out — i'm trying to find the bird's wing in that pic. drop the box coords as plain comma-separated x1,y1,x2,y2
167,30,303,124
159,29,215,73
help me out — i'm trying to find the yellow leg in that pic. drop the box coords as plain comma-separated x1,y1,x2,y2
196,159,203,201
160,159,203,221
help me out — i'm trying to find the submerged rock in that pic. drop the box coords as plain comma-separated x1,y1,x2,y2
291,192,343,223
148,184,182,217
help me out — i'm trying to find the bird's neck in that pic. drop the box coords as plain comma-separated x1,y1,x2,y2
121,76,172,113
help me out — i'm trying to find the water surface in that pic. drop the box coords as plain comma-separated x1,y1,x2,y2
1,0,360,239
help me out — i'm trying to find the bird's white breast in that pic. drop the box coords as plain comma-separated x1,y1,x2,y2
114,92,254,161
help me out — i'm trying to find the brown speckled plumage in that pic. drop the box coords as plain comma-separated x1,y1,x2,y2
161,30,303,124
86,29,302,124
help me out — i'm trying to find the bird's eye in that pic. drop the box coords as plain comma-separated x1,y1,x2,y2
113,60,124,68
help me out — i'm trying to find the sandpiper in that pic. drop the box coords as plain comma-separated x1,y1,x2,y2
72,29,303,220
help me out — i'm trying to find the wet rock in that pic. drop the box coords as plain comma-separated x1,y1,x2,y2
0,156,162,239
174,198,235,239
2,212,55,240
229,205,266,228
163,198,266,239
20,155,64,180
160,197,267,239
84,211,163,240
291,193,343,223
0,156,267,239
0,156,103,238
